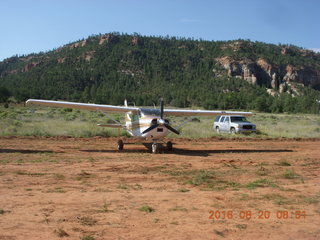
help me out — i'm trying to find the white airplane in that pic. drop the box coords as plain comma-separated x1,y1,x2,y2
26,98,252,153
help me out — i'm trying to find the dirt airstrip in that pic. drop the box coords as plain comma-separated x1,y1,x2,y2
0,136,319,240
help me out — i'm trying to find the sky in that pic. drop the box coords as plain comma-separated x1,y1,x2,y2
0,0,319,61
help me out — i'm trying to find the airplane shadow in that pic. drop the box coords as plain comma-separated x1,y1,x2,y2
0,148,293,157
81,149,149,153
81,148,293,157
0,149,54,154
172,148,293,157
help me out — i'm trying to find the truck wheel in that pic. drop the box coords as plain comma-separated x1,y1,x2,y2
216,126,220,133
230,128,236,134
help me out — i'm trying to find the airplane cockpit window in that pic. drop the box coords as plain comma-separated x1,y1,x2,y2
129,114,139,121
140,108,161,116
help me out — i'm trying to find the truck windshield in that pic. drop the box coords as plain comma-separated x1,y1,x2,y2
231,116,248,122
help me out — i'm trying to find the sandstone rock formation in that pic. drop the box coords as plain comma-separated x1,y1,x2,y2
23,62,41,72
131,36,140,46
70,40,87,49
215,57,320,94
57,58,65,64
99,34,120,45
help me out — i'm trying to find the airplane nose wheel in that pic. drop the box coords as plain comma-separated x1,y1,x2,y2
117,139,124,151
152,143,160,154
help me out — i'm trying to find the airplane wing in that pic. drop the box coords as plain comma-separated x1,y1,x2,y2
163,109,253,116
26,99,139,114
97,123,123,128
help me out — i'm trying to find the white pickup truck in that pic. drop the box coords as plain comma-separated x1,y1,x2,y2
213,115,256,134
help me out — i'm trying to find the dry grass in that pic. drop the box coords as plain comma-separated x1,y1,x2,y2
0,105,319,138
139,205,155,213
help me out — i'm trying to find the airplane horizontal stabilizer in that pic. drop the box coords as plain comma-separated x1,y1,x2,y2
97,124,123,128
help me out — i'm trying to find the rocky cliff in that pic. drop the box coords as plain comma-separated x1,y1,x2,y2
215,53,320,96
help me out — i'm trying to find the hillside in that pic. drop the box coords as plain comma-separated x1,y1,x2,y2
1,33,320,113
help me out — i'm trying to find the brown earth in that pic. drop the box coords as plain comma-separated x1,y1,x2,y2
0,137,319,240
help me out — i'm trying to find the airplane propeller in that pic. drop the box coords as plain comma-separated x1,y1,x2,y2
142,98,180,135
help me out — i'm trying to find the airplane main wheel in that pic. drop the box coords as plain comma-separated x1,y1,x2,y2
166,141,173,151
117,140,124,150
152,143,160,154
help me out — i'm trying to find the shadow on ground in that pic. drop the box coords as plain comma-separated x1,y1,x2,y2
0,149,55,154
81,148,293,157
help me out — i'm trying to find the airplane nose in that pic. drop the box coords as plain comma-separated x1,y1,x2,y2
158,119,165,125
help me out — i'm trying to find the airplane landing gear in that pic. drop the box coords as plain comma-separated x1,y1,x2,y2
117,140,173,153
117,139,124,151
152,143,160,154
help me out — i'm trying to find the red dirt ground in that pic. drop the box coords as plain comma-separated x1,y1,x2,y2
0,136,319,240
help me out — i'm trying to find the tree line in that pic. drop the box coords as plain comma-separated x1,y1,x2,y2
0,33,319,113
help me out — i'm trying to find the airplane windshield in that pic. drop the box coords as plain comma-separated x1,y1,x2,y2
129,114,139,121
140,108,161,116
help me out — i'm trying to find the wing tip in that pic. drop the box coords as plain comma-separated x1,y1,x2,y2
25,99,34,105
26,99,41,105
